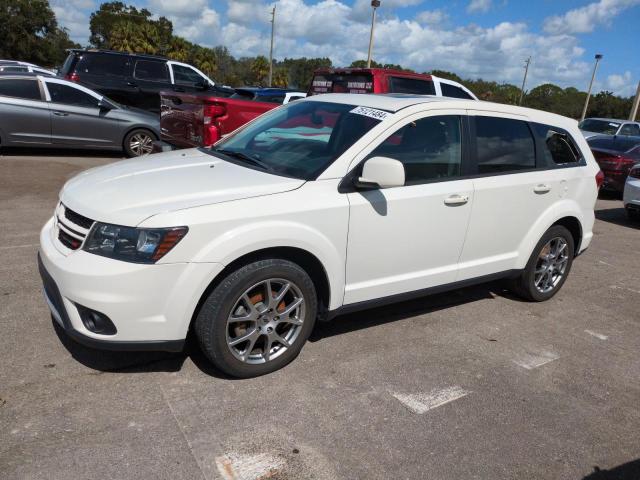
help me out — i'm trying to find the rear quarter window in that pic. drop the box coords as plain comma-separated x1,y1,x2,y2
532,123,583,166
76,54,129,77
0,79,41,100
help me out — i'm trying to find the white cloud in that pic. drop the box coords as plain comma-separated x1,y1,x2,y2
543,0,640,35
51,0,96,44
606,71,636,95
416,9,449,25
467,0,492,14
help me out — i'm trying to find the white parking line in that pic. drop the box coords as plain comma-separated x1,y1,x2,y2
513,350,559,370
391,386,470,415
585,329,608,340
215,452,285,480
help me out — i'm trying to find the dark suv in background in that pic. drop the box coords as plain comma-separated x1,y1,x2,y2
59,49,233,112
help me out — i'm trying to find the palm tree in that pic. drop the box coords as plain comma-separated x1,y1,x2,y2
250,56,270,86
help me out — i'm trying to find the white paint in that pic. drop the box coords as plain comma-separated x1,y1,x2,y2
610,285,640,295
513,350,560,370
598,260,614,266
215,452,285,480
391,386,469,415
585,329,608,340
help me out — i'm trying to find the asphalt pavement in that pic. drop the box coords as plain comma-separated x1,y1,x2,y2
1,150,639,480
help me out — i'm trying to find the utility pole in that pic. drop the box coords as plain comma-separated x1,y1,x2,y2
629,80,640,121
268,5,276,87
518,56,531,105
581,53,603,122
366,1,381,68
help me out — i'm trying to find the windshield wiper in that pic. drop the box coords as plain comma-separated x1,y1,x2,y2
214,149,273,172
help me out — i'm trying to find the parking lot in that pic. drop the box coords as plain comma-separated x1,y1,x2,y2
1,150,639,480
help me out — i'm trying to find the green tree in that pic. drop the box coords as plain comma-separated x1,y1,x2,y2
0,0,78,66
109,20,159,54
89,1,171,51
250,56,270,86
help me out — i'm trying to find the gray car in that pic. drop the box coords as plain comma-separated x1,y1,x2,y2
579,117,640,139
0,74,160,157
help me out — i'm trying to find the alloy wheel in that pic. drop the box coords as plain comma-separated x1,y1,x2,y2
226,278,305,364
534,236,569,294
129,133,154,156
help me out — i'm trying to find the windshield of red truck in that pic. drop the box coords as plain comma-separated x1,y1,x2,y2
309,74,374,95
207,101,388,180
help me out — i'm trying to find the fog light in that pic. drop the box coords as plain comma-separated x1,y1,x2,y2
76,304,117,335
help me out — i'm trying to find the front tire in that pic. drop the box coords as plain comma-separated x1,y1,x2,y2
195,259,317,378
123,128,156,157
509,225,575,302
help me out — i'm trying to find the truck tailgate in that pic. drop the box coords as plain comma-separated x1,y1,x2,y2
160,92,205,148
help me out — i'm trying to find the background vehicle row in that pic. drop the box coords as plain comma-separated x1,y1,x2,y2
0,74,159,157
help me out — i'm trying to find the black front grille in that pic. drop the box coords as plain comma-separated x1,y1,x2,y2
64,206,93,229
58,229,82,250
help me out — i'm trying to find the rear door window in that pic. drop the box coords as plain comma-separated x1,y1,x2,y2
474,116,536,174
441,83,473,99
134,60,169,82
0,79,42,100
47,82,99,108
388,77,435,95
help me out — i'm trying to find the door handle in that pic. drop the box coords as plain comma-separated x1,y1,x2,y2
444,194,469,206
127,81,138,87
53,111,69,116
534,184,551,194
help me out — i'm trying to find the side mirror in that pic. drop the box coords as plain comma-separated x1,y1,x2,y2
97,98,112,111
354,156,405,189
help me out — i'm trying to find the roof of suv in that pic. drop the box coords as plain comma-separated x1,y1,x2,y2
67,49,167,61
584,117,638,124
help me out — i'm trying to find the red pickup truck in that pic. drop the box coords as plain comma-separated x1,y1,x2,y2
158,69,476,150
159,88,305,149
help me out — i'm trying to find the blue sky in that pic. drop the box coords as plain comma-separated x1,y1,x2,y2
52,0,640,96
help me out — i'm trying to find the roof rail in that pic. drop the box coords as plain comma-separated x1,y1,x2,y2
66,48,167,60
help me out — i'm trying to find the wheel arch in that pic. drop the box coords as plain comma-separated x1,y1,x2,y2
121,125,158,150
189,246,333,335
551,216,583,255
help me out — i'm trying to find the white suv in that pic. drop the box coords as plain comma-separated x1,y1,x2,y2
39,95,600,377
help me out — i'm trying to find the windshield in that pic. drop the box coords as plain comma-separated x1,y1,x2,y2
579,119,620,135
207,100,387,180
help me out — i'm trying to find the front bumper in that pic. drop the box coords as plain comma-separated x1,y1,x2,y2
623,178,640,210
39,217,223,350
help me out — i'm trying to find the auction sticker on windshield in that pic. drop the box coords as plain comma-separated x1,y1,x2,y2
350,106,391,121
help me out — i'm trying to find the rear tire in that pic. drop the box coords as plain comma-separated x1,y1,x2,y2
509,225,575,302
123,129,156,157
195,258,317,378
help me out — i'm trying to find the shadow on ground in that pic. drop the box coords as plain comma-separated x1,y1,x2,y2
583,459,640,479
595,207,640,230
0,146,124,159
52,281,508,378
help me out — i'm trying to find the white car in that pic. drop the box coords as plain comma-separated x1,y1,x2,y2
39,95,600,377
623,163,640,220
0,60,56,76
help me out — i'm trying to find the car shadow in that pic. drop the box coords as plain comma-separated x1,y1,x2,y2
52,281,513,378
0,146,124,159
310,281,507,342
582,459,640,479
595,207,640,230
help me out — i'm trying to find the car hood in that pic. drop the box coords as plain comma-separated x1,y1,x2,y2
60,148,305,226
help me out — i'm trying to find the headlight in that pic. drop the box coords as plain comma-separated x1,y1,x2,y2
83,223,188,264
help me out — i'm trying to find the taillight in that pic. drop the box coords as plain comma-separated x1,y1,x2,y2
629,166,640,179
203,125,221,146
65,72,80,82
618,156,637,171
203,103,226,125
595,170,605,189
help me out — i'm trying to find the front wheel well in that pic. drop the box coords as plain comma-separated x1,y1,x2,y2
552,216,583,255
122,127,158,148
190,247,331,331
